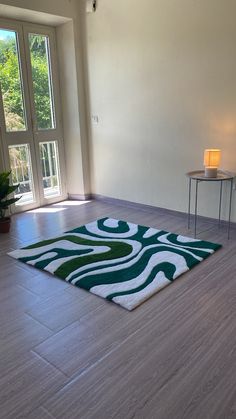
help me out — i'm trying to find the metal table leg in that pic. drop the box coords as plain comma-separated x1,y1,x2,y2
218,180,223,227
188,178,192,229
194,180,199,238
228,179,233,239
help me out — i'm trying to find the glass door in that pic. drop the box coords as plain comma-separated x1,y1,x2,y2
0,19,66,212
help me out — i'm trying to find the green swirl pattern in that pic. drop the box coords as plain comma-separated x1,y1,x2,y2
8,218,221,310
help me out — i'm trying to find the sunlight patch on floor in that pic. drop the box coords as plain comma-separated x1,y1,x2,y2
28,200,91,214
54,200,92,206
29,207,67,214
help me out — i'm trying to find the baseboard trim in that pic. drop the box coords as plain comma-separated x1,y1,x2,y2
91,193,236,229
68,193,92,201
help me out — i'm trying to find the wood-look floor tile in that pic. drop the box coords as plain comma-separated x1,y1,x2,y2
43,274,236,419
0,284,41,321
33,249,236,381
0,281,30,302
24,407,55,419
0,352,67,419
0,199,236,419
0,254,17,269
11,265,70,298
33,302,134,377
26,287,103,332
0,313,52,378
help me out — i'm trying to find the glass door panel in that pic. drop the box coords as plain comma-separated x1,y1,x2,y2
24,24,66,206
8,144,35,205
39,141,61,199
0,28,27,132
28,33,55,131
0,20,67,213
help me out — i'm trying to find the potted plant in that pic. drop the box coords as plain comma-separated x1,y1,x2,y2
0,171,21,233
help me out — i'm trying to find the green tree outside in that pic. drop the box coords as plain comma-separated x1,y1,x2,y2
0,33,53,131
0,33,56,195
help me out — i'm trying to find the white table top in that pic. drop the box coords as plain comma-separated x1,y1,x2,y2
186,170,235,181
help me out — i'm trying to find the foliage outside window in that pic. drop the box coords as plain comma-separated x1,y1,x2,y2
0,31,54,131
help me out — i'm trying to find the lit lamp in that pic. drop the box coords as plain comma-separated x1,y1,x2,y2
204,149,221,178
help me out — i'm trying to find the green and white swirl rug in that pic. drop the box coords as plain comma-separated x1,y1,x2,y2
8,218,221,310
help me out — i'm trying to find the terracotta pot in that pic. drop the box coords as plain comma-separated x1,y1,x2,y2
0,217,11,233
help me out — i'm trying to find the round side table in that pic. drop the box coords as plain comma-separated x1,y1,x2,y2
186,170,235,239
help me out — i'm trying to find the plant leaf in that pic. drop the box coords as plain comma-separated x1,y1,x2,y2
0,197,21,208
0,171,11,183
0,183,10,200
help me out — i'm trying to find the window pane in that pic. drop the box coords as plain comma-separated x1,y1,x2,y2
28,33,55,130
39,141,60,198
0,29,27,132
9,144,35,205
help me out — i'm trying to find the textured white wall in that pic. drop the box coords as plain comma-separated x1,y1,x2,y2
86,0,236,220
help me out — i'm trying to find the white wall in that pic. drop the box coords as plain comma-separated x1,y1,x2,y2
1,0,236,219
0,0,76,19
56,21,85,196
86,0,236,221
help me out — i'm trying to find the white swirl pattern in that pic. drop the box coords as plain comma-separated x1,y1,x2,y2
8,217,221,311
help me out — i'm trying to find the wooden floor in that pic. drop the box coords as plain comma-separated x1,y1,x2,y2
1,199,236,419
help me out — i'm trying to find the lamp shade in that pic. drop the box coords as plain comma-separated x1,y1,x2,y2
204,149,221,168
